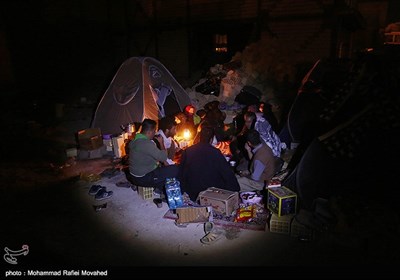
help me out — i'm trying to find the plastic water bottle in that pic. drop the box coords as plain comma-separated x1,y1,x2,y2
173,179,183,208
165,178,183,209
165,178,176,209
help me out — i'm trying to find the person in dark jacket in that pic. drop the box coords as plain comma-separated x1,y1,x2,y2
179,125,240,201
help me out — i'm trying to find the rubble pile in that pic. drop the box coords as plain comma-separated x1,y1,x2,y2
187,35,297,111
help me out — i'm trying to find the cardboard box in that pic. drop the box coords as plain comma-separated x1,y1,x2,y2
267,186,297,217
175,206,212,224
78,145,106,160
198,187,239,216
77,128,103,150
112,135,126,158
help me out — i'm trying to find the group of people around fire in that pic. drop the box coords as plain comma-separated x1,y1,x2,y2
127,98,287,202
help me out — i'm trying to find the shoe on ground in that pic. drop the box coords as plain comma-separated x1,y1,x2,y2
153,187,162,195
153,188,167,202
88,185,106,196
95,189,113,201
200,227,225,245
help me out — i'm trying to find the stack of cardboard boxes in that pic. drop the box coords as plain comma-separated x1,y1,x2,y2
266,186,312,238
76,128,107,159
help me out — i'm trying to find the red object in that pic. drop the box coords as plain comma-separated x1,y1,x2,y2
214,140,232,157
184,105,195,115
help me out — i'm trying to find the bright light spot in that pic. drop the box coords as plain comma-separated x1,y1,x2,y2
183,129,191,140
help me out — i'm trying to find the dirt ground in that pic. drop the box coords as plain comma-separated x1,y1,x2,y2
1,103,399,278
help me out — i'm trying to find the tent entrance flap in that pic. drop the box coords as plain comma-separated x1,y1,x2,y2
150,84,172,118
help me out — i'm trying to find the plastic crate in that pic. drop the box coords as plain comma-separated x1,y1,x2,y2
290,216,314,239
268,213,294,235
137,186,153,200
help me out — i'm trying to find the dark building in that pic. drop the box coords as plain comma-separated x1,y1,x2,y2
0,0,396,97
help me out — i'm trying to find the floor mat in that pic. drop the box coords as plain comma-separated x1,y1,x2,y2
163,208,269,231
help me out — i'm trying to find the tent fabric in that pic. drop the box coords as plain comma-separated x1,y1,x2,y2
150,84,172,118
91,57,191,134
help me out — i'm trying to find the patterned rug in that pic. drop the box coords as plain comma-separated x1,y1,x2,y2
163,207,270,231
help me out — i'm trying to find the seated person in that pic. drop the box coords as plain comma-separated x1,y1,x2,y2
191,119,232,158
154,116,180,164
175,111,196,142
191,119,218,146
196,109,207,123
243,111,284,158
256,102,280,134
192,104,228,146
204,107,227,141
184,104,202,126
179,125,240,202
128,119,179,190
237,129,282,192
